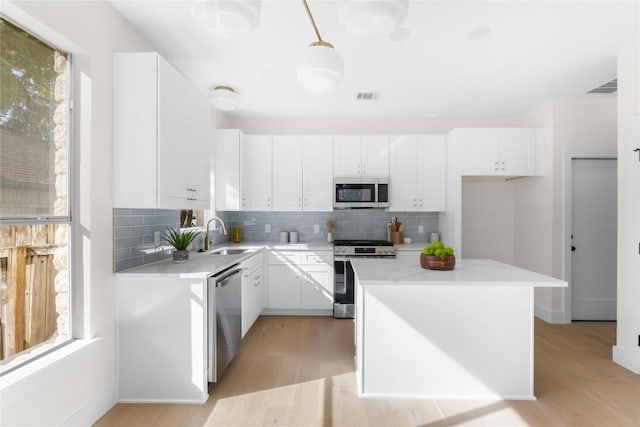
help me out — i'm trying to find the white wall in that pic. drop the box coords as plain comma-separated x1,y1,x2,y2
462,180,515,264
614,48,640,373
515,97,618,322
0,1,152,425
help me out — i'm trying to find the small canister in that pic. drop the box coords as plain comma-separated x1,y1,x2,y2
289,231,299,244
232,226,242,243
280,231,289,243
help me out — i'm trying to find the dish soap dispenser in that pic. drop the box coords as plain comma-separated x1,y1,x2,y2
232,226,242,243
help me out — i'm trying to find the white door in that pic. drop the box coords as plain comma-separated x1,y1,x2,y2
571,158,617,320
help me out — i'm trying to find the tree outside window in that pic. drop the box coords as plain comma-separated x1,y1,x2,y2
0,18,71,373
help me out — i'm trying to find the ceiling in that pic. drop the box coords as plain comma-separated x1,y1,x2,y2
109,1,639,119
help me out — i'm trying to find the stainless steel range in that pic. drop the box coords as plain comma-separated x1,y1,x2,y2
333,239,396,319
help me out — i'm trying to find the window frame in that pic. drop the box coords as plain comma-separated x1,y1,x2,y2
0,15,75,375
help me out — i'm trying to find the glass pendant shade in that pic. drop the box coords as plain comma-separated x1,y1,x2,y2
211,86,239,111
339,0,408,38
193,0,261,37
297,42,344,93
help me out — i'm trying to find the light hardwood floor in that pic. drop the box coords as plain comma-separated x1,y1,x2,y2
95,316,640,426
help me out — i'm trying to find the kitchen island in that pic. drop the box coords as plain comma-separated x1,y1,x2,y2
350,257,567,400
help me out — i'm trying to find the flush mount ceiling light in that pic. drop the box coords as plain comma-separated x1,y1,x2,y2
192,0,261,37
339,0,409,38
297,0,344,93
210,86,239,111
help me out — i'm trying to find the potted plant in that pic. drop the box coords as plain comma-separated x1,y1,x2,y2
161,227,201,263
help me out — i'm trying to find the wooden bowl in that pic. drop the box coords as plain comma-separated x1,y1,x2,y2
420,254,456,270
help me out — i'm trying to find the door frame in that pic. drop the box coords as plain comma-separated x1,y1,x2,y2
563,149,617,322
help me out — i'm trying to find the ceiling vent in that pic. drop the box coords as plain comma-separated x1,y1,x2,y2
356,92,378,100
587,78,617,94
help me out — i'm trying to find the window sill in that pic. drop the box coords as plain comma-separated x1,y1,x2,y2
0,338,99,388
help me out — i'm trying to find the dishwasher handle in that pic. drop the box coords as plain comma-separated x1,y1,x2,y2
215,268,243,288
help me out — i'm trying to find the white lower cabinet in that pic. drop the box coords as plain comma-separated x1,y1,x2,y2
241,252,265,337
116,274,208,403
300,268,333,309
267,250,333,312
267,264,301,309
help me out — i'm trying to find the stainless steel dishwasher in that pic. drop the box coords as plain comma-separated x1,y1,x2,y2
207,264,243,383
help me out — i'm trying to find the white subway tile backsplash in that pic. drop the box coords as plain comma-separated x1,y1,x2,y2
114,208,439,272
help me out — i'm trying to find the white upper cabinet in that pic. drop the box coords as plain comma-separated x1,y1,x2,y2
457,128,542,176
242,135,273,211
389,135,446,212
272,135,303,211
302,136,333,211
333,135,389,178
272,135,333,211
113,52,210,209
214,129,242,211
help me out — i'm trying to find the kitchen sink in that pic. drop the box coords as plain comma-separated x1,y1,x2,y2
210,248,252,255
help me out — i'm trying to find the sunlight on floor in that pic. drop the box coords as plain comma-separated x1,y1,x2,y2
203,372,530,426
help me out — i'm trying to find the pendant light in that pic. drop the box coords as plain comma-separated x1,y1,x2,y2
297,0,344,93
211,86,239,111
339,0,408,38
192,0,261,38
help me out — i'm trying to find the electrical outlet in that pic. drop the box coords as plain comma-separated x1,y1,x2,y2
313,224,320,233
265,224,271,233
418,225,424,234
154,231,160,246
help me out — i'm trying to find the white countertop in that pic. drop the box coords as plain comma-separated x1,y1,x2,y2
393,242,430,252
351,257,568,288
115,241,333,278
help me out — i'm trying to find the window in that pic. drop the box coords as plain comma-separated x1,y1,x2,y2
0,18,72,374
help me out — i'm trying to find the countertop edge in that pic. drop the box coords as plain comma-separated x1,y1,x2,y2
114,241,334,276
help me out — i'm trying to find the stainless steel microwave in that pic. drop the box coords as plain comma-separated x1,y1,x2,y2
334,178,389,209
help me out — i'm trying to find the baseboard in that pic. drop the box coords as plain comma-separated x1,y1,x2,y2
62,382,118,426
613,345,640,374
262,309,332,316
534,304,569,324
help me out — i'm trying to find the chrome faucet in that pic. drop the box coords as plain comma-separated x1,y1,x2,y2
204,216,228,251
